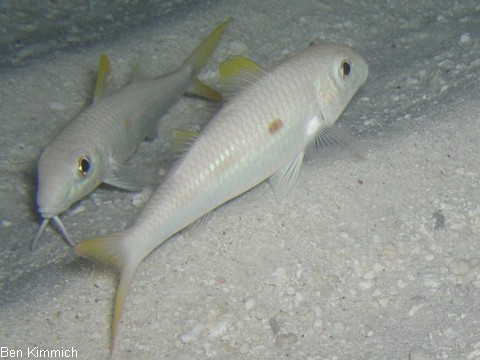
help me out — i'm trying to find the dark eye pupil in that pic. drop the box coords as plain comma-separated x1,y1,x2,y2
81,159,90,172
342,61,351,76
78,157,90,176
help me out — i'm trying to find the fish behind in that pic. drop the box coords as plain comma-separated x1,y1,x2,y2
32,18,231,250
76,42,368,350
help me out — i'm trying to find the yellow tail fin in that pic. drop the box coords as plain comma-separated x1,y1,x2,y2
188,77,223,101
183,17,232,75
75,230,140,352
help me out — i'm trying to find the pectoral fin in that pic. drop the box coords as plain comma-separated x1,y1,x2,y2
308,124,364,160
104,164,149,191
269,152,305,201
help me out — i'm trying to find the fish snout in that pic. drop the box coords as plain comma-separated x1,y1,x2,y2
36,204,64,220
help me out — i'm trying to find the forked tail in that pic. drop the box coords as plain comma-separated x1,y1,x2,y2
183,17,232,75
75,229,141,352
75,18,233,352
183,17,232,101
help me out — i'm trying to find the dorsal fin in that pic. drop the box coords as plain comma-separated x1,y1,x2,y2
219,56,266,96
93,53,112,103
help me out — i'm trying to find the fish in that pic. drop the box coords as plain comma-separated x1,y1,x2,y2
75,42,368,350
32,18,231,250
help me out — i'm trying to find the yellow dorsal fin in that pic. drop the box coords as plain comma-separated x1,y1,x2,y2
219,55,265,96
93,53,111,103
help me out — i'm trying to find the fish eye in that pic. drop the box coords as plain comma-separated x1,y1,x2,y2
339,59,351,79
77,156,91,177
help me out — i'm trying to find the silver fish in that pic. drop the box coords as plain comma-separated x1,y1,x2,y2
76,42,368,350
32,18,231,250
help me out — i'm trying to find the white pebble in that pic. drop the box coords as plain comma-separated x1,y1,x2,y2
382,243,398,260
275,333,298,348
239,343,250,354
204,342,217,358
264,267,289,287
294,292,304,306
406,77,419,86
442,327,455,339
409,303,426,316
313,318,323,328
424,254,435,262
208,314,232,338
377,298,389,307
180,322,204,343
131,187,153,207
333,321,345,334
373,263,385,273
244,297,256,311
448,258,470,276
363,270,375,280
48,101,66,111
460,33,471,43
423,275,439,288
470,59,480,67
1,219,12,227
358,281,372,290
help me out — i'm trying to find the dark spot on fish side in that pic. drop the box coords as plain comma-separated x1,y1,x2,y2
268,119,284,135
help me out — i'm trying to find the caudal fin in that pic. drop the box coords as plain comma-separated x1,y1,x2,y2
75,230,140,352
182,18,231,101
183,17,232,75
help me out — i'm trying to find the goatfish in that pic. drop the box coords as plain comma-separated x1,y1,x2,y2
76,43,368,350
32,18,231,250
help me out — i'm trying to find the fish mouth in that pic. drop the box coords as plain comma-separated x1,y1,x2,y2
37,206,64,220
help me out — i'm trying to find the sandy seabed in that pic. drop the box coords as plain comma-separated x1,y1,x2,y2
1,1,479,359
